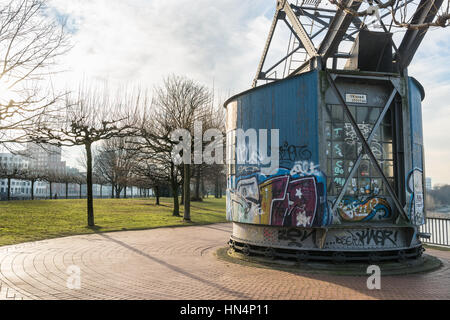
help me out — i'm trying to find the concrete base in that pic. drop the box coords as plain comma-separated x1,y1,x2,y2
217,247,442,276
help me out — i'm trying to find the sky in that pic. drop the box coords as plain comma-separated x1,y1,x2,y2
45,0,450,186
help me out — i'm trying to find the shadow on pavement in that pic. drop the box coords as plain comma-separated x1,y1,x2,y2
97,232,251,299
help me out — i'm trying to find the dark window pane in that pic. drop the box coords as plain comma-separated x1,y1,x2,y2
333,142,344,158
384,108,392,125
349,106,356,118
370,141,383,160
359,160,371,178
383,161,394,177
342,142,356,159
382,125,393,143
324,105,332,122
368,108,381,123
356,107,369,123
332,125,345,140
332,105,343,121
345,160,355,175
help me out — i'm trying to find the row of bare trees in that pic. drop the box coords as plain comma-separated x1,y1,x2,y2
0,161,87,200
0,74,226,227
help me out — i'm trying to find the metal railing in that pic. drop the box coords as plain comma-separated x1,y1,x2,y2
420,217,450,247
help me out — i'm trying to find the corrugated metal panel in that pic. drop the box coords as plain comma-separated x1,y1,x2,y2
236,70,320,166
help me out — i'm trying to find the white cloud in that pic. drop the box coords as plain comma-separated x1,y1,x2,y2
49,0,274,95
47,0,277,168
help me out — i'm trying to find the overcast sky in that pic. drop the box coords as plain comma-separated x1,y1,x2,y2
47,0,450,186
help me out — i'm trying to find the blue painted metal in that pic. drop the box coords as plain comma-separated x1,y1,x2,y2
236,70,320,165
407,77,426,226
226,71,427,245
226,70,334,228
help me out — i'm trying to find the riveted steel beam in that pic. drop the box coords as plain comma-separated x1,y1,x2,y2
282,0,318,58
318,0,362,61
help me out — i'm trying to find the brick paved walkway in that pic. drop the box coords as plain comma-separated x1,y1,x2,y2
0,223,449,300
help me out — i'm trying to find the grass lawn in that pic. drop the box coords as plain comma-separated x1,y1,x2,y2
0,197,227,247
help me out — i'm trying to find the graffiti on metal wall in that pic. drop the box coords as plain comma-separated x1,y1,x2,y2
338,197,391,222
326,229,400,248
277,228,316,248
279,141,312,164
228,160,332,227
261,175,318,227
407,168,425,225
343,122,384,161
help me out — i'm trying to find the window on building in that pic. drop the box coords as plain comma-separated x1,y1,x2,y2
325,104,394,198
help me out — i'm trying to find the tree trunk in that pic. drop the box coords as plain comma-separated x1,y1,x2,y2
31,180,35,200
100,184,103,198
193,166,202,201
124,186,127,199
201,176,205,199
183,163,191,221
86,142,95,227
155,185,160,205
66,182,69,199
49,182,53,200
79,184,82,199
111,184,115,198
214,174,219,198
170,162,180,216
181,186,184,205
7,177,11,201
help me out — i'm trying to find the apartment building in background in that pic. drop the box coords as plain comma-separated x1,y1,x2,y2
1,144,148,200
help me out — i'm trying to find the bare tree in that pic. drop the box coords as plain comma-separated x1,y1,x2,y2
0,0,70,145
28,84,138,226
151,75,212,222
95,137,138,199
130,123,183,215
131,153,171,206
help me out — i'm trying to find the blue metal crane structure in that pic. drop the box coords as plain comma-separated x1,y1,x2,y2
225,0,445,262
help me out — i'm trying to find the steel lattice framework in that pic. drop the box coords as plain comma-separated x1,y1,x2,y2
251,0,444,228
253,0,444,88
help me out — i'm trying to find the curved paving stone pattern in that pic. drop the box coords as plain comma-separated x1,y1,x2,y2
0,223,449,300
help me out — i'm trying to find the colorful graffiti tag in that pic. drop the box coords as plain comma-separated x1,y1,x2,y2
337,197,391,222
227,161,331,227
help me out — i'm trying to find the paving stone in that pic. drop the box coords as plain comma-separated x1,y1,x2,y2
0,223,448,300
